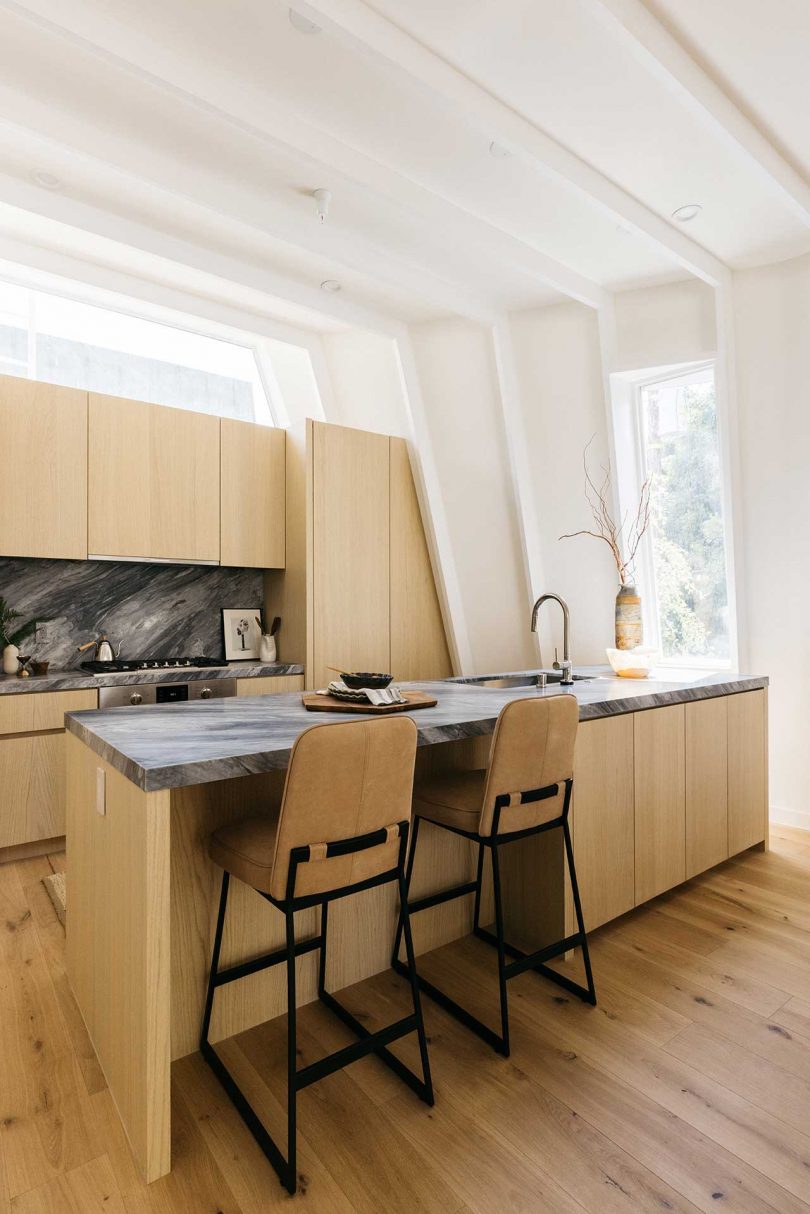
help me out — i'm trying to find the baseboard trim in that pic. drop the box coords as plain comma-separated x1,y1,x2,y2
769,807,810,832
0,835,65,866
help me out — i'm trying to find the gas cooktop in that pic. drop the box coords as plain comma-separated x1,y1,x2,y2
81,656,229,674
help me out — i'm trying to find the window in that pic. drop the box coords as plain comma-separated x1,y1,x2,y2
615,362,733,666
0,279,275,423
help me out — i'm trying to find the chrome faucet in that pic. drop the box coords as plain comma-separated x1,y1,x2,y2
531,593,574,685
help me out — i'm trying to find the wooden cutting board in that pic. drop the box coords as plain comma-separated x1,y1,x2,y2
302,690,438,714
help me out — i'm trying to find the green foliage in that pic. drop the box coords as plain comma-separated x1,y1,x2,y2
0,595,43,649
646,382,729,659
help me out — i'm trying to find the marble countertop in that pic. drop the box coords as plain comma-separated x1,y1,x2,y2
64,667,768,793
0,660,304,695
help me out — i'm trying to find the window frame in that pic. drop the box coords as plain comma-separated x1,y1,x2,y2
610,357,738,671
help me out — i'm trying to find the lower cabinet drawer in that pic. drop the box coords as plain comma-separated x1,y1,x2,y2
0,731,66,847
236,676,305,696
0,689,97,736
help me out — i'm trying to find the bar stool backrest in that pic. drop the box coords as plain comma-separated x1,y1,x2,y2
269,715,418,901
480,695,578,836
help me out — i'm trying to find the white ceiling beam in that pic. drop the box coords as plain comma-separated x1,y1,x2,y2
0,0,606,312
0,173,402,336
299,0,729,286
585,0,810,226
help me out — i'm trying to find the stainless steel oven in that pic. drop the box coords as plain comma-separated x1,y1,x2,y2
98,678,237,709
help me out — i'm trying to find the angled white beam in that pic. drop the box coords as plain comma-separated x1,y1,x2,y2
0,0,606,311
714,282,746,671
0,173,402,336
491,317,543,662
300,0,729,286
585,0,810,226
394,331,473,674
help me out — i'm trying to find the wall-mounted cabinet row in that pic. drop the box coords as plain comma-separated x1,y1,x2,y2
571,689,768,932
0,375,285,569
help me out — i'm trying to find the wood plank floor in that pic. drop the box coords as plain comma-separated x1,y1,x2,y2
3,829,810,1211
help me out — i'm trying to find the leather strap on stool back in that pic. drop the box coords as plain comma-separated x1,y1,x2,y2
480,695,578,836
270,715,418,901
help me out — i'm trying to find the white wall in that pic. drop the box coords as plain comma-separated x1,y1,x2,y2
509,302,618,664
614,279,716,371
320,330,409,438
733,252,810,825
409,318,536,674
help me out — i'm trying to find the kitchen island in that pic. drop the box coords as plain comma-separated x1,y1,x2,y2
64,669,768,1182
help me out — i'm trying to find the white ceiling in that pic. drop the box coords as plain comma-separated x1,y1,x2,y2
0,0,806,330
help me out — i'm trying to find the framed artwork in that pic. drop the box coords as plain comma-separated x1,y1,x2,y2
221,607,261,660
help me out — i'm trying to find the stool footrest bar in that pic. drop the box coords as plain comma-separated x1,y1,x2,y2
318,988,434,1101
408,880,478,914
297,1010,418,1089
213,934,323,987
392,957,509,1055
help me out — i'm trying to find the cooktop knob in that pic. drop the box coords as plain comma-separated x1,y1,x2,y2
130,692,143,705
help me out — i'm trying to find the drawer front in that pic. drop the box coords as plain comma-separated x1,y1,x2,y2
236,676,304,696
0,689,98,736
0,731,66,846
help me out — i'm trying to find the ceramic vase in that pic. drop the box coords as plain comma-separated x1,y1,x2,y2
2,644,20,675
259,633,277,663
615,585,642,650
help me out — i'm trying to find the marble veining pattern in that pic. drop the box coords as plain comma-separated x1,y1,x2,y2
0,555,264,668
0,661,303,696
65,669,769,793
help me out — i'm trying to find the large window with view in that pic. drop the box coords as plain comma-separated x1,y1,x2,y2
0,279,275,424
630,363,732,666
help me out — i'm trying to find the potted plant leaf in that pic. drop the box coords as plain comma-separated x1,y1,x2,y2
0,596,44,675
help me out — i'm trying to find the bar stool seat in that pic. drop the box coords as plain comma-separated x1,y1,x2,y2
412,769,486,832
209,814,280,894
200,716,433,1196
394,694,596,1058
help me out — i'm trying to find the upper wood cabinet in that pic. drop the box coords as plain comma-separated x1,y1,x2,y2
389,437,452,681
309,421,391,690
0,375,88,560
220,420,285,569
88,394,220,562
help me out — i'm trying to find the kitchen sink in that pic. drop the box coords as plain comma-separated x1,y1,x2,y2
465,672,594,689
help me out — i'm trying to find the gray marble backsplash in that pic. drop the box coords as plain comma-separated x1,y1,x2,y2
0,557,263,667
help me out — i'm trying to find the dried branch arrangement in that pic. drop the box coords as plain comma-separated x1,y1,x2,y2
560,439,652,586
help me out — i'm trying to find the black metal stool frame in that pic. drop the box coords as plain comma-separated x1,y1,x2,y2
392,778,596,1057
200,819,434,1195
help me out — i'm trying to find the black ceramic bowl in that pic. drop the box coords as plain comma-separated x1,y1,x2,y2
341,671,393,690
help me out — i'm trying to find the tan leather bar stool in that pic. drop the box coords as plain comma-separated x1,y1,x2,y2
200,716,434,1195
392,694,596,1057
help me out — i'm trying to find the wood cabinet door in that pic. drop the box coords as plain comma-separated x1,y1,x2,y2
220,420,285,569
0,375,87,559
634,704,686,904
685,696,729,878
0,732,66,847
389,437,452,681
728,689,768,854
571,715,635,931
88,394,220,561
236,676,304,696
309,422,390,691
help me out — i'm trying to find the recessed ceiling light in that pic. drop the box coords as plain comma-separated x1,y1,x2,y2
489,141,511,159
30,169,63,191
320,279,341,293
289,8,321,34
672,203,702,223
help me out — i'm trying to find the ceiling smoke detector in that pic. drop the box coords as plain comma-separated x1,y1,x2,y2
313,188,332,223
31,169,63,191
289,8,321,34
320,280,341,293
672,203,702,223
489,141,511,159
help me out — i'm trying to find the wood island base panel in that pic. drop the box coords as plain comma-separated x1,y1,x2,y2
64,671,768,1182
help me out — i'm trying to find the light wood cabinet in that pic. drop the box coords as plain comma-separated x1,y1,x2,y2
0,375,87,559
236,675,304,696
634,704,685,904
220,420,285,569
685,696,729,878
389,437,452,681
88,393,220,562
308,422,391,691
728,689,768,854
0,688,98,849
572,716,635,931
